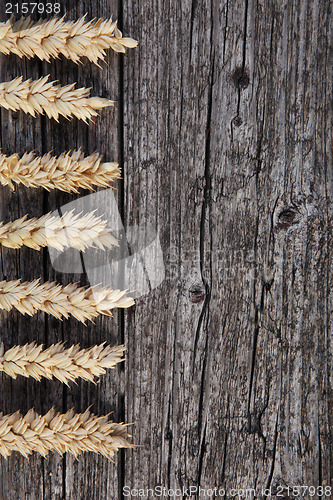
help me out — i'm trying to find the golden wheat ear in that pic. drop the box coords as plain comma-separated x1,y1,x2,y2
0,210,118,251
0,16,138,65
0,149,121,192
0,342,126,385
0,279,135,323
0,407,133,459
0,76,114,122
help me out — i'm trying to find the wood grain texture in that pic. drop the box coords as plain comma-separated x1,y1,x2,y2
0,0,332,499
123,0,332,496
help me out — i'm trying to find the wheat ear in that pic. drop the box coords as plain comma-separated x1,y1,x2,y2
0,342,125,385
0,407,132,459
0,279,134,323
0,210,117,252
0,76,114,122
0,149,121,192
0,15,138,65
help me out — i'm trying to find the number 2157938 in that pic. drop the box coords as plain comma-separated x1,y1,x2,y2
6,3,61,15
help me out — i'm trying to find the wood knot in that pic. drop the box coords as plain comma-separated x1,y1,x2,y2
164,428,172,440
276,207,299,230
233,116,243,126
188,282,205,303
231,67,250,89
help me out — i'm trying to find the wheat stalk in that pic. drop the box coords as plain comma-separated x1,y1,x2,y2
0,75,114,122
0,210,117,252
0,15,138,66
0,149,121,192
0,279,134,323
0,342,125,385
0,407,132,459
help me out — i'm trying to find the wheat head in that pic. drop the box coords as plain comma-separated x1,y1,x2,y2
0,75,114,122
0,149,121,192
0,407,132,459
0,342,125,385
0,210,117,252
0,279,134,323
0,15,138,65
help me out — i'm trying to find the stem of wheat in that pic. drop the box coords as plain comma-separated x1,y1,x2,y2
0,149,121,192
0,342,125,385
0,279,134,323
0,15,138,65
0,76,114,122
0,210,117,251
0,407,132,459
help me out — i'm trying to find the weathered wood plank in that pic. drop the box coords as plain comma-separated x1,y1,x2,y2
123,0,332,496
0,0,331,498
0,30,57,498
0,0,124,498
40,0,123,498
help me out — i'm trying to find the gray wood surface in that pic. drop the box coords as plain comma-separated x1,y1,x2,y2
0,0,332,498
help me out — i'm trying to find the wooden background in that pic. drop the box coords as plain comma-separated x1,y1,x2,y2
0,0,332,498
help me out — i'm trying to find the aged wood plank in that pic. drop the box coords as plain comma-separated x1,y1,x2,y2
40,0,124,498
0,0,331,498
123,0,220,491
123,0,332,497
0,7,59,493
0,0,125,498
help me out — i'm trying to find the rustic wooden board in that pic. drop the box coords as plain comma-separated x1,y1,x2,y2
0,0,332,498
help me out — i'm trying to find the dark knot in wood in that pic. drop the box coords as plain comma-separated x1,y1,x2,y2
276,207,299,230
188,283,205,303
231,67,250,89
233,116,243,126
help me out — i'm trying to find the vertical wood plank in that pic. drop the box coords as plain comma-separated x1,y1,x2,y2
0,0,331,497
40,1,124,498
0,4,59,497
123,0,332,495
0,1,125,498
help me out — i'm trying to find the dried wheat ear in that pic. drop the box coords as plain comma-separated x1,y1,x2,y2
0,210,117,251
0,149,121,192
0,407,132,459
0,342,125,385
0,76,114,122
0,15,138,65
0,279,134,323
